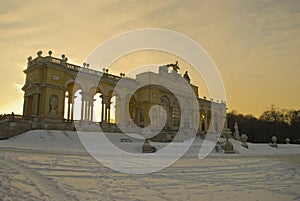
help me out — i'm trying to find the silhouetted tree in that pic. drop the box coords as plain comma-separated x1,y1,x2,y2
226,106,300,144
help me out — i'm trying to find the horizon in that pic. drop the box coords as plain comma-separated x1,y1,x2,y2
1,1,300,117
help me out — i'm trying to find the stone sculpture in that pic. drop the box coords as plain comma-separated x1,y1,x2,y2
221,129,234,153
233,122,241,141
49,96,58,115
240,134,248,149
142,139,156,153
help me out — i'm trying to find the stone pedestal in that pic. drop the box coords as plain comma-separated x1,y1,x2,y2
269,136,278,148
221,128,235,153
241,134,248,149
241,142,248,149
142,139,156,153
222,141,234,153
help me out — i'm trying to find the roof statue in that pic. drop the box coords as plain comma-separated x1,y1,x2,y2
166,61,180,72
183,71,191,83
1,50,227,141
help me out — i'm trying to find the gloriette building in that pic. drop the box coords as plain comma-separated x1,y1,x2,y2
0,51,226,140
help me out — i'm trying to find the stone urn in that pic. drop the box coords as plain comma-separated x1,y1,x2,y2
270,135,278,148
240,134,248,149
285,138,290,144
142,139,156,153
221,129,234,154
221,128,232,139
222,140,234,154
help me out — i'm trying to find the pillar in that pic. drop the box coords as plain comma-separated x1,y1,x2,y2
33,93,39,115
80,91,90,121
116,97,126,126
107,106,111,123
101,100,104,122
90,104,94,122
101,95,111,123
23,96,28,116
67,93,72,121
85,101,88,120
81,99,84,120
71,95,76,121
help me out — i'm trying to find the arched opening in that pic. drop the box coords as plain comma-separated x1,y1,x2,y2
64,82,82,121
92,92,102,122
200,109,206,131
88,86,103,123
73,90,82,120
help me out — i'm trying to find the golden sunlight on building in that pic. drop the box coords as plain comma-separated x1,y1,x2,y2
0,51,227,140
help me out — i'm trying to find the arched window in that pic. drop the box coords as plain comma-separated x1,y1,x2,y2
161,95,170,107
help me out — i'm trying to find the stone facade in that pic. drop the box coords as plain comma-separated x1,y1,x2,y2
0,51,227,139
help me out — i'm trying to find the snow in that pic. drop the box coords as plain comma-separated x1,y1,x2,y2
0,130,300,201
2,130,299,156
0,130,87,153
230,138,300,155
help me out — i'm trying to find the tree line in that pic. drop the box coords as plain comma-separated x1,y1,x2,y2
226,105,300,144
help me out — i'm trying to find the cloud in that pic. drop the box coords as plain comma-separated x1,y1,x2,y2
0,0,300,116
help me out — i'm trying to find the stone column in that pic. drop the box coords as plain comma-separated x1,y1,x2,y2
67,93,72,121
86,104,90,121
104,105,107,122
23,96,28,116
67,103,71,120
80,91,90,121
101,95,111,123
81,99,84,120
71,95,76,121
85,101,88,120
107,106,111,123
101,100,104,122
100,94,104,122
33,93,39,115
116,96,126,127
90,103,94,122
31,94,35,115
114,96,119,124
88,98,96,122
115,96,124,125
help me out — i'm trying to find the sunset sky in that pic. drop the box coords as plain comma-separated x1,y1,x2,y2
0,0,299,117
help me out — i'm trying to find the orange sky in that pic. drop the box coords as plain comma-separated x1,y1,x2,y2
0,0,299,117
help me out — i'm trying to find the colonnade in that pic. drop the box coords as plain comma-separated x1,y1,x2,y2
63,89,225,133
64,90,115,123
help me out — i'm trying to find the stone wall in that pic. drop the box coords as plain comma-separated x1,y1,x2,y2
0,120,32,139
0,115,75,139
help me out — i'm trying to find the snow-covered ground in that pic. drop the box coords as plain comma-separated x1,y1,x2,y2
0,130,299,201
